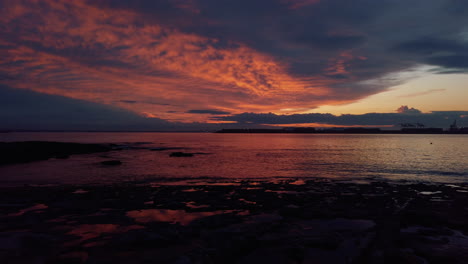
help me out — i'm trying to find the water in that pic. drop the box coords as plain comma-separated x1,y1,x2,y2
0,132,467,185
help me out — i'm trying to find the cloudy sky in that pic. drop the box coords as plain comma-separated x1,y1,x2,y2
1,0,467,130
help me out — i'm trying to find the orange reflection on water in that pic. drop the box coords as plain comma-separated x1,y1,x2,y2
68,224,144,241
126,209,233,226
8,204,48,217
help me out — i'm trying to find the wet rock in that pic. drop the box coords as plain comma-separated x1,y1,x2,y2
55,251,89,264
304,232,343,249
113,229,168,248
246,213,283,224
0,141,112,165
170,152,194,157
173,255,192,264
2,180,468,264
100,160,122,166
189,212,243,229
238,247,297,264
150,147,183,151
303,248,348,264
55,154,70,159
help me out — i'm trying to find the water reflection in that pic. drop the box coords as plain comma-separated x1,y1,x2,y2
7,204,48,217
185,201,210,209
126,209,234,226
290,179,306,185
68,224,143,241
1,133,467,185
72,189,88,194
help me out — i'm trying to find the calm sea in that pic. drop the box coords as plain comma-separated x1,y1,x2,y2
0,132,467,185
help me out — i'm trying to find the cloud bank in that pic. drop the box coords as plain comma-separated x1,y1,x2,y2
212,109,468,128
1,84,465,131
0,85,173,131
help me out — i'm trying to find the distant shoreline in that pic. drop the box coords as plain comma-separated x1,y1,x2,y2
216,128,468,134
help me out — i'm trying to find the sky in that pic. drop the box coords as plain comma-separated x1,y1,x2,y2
1,0,467,130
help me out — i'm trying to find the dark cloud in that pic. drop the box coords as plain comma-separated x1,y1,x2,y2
394,37,467,55
445,0,468,15
0,85,172,131
119,100,171,106
120,100,138,104
88,0,454,84
212,111,468,128
433,69,468,75
427,55,468,70
172,0,468,87
393,37,468,72
293,34,366,50
187,109,231,115
0,84,263,131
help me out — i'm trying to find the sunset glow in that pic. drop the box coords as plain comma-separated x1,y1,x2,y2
1,0,467,129
2,2,468,262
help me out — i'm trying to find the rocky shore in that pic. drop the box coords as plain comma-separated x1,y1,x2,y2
0,141,113,165
1,179,468,263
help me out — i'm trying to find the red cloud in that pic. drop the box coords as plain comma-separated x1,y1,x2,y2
0,0,361,123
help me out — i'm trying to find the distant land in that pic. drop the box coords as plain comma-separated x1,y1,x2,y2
216,127,468,134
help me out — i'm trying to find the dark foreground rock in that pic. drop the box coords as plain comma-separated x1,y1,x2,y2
0,141,112,165
170,152,194,157
100,160,122,166
1,179,468,263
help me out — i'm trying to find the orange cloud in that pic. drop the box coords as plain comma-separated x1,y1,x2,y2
0,0,347,123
